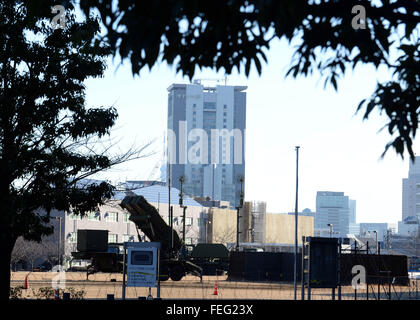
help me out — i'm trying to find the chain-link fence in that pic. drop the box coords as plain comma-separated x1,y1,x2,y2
9,272,420,300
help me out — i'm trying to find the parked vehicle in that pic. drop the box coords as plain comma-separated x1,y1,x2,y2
71,195,202,281
120,195,202,281
189,243,229,275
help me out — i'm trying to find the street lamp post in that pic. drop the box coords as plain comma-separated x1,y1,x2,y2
206,219,212,243
294,146,300,301
368,230,378,254
55,216,62,266
328,224,333,238
236,177,244,252
179,176,187,244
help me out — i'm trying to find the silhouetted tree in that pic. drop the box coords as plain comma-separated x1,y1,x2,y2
0,2,152,300
10,237,27,271
77,0,419,159
3,0,419,299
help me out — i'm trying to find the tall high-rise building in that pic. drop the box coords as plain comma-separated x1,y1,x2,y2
402,156,420,221
349,199,356,224
399,157,420,236
166,82,247,208
315,191,352,237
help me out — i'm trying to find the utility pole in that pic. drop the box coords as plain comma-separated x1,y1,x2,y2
168,162,172,249
328,224,333,238
236,177,244,251
372,230,378,254
179,176,187,244
212,164,216,206
55,216,62,266
294,146,300,301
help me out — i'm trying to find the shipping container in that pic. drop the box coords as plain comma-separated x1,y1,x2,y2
77,229,108,253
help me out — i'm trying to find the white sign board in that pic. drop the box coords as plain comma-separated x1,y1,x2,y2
126,247,158,287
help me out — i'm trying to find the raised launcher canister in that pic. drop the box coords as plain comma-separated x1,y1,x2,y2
120,195,202,281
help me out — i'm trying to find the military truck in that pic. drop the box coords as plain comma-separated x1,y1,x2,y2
70,196,202,281
189,243,229,275
120,195,202,281
70,230,124,277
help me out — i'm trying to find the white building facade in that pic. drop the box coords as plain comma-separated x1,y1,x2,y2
400,157,420,236
56,185,209,259
166,82,246,208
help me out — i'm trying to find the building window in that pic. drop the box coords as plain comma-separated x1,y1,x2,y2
223,104,227,109
68,232,77,243
87,211,100,221
105,212,118,222
69,213,81,220
108,234,118,243
185,217,193,226
123,212,130,223
173,217,179,226
122,234,134,242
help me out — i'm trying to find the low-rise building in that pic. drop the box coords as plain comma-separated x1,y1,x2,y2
398,216,419,237
265,213,314,245
349,223,361,236
359,223,389,242
61,184,209,258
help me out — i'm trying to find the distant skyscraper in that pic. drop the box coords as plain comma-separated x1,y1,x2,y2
349,199,356,224
400,157,420,236
315,191,351,237
402,156,420,221
166,82,247,208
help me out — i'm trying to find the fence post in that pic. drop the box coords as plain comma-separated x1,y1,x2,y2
388,273,392,300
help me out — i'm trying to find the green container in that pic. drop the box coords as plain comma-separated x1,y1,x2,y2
77,229,108,252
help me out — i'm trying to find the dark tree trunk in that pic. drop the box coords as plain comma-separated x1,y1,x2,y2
0,231,16,301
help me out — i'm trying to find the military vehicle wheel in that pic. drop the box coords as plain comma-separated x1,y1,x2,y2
170,265,184,281
216,269,225,276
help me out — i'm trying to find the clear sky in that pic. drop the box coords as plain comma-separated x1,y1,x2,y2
84,36,416,226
